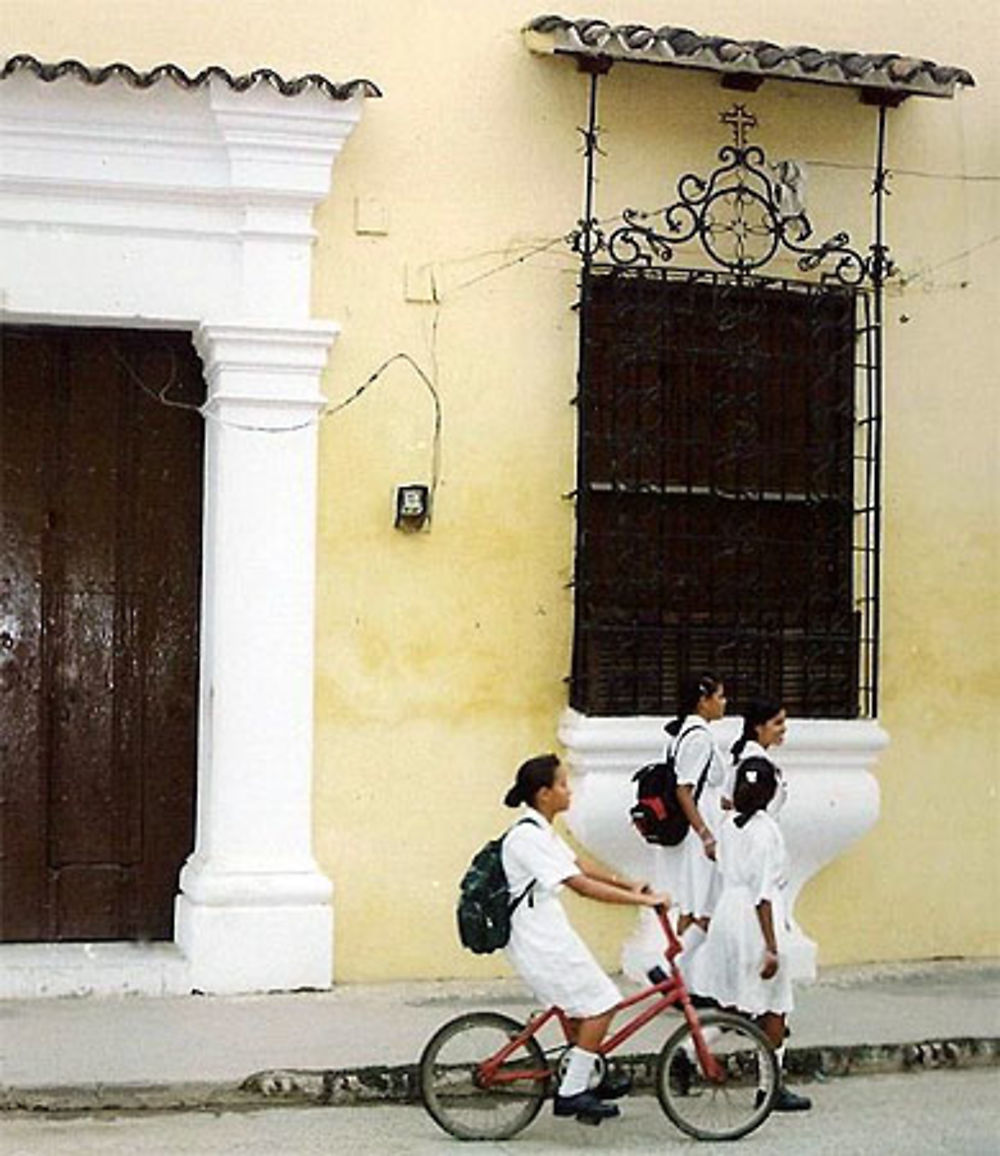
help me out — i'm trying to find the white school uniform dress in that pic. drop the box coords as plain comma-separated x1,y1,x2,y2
502,807,621,1019
727,740,789,818
689,810,794,1016
666,716,727,920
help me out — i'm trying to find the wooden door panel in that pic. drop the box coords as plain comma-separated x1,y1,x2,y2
52,863,122,942
0,332,51,939
48,591,118,867
0,325,203,942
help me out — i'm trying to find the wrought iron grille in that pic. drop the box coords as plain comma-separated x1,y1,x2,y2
568,99,884,719
571,266,879,718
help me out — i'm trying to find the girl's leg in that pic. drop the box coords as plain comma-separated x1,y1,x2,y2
677,912,710,938
755,1012,811,1112
757,1012,785,1049
557,1010,615,1102
573,1010,614,1054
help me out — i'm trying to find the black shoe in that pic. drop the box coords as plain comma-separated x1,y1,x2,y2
773,1085,812,1112
553,1091,621,1120
668,1050,695,1096
593,1066,632,1100
756,1085,812,1112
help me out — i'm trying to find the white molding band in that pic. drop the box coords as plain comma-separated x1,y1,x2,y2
558,708,888,979
0,68,365,995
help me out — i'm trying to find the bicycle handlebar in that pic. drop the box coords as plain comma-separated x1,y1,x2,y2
653,903,684,962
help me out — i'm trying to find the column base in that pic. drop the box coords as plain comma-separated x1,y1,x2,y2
175,869,333,994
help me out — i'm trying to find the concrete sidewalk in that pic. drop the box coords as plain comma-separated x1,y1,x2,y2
1,958,998,1112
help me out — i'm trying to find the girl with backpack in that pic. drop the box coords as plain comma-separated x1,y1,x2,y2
502,754,671,1123
688,756,812,1112
725,696,790,817
661,673,729,939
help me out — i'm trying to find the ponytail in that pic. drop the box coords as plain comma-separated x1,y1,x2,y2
730,696,784,763
733,757,778,828
666,671,722,735
503,754,560,809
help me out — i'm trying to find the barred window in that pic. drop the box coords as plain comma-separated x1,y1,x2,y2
570,266,867,718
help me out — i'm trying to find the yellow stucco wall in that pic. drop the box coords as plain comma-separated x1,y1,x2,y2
5,1,996,977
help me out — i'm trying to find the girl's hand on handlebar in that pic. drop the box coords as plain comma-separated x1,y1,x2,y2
642,890,672,909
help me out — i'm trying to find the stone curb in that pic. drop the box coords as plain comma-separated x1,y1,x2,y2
3,1038,998,1115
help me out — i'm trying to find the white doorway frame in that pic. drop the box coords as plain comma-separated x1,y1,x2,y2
0,66,366,995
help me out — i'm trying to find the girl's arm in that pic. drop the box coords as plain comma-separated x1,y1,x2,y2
565,874,671,908
755,899,779,979
677,784,717,860
575,856,647,895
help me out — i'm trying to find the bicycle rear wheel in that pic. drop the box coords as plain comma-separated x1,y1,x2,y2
656,1010,779,1141
418,1011,550,1141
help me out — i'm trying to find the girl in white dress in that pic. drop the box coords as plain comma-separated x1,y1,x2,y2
502,754,671,1122
689,756,811,1111
725,697,789,817
661,673,729,938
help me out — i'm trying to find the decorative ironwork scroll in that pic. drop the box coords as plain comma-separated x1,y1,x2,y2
568,91,887,719
572,103,887,287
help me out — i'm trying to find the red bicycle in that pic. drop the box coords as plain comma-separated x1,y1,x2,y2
418,907,779,1142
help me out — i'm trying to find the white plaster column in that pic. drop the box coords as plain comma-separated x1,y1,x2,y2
175,321,337,993
558,709,887,980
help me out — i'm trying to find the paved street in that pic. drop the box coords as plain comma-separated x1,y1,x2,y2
2,1069,998,1155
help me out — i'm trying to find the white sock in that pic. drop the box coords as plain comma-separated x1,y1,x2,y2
677,923,707,987
559,1047,598,1098
680,923,707,952
760,1043,784,1093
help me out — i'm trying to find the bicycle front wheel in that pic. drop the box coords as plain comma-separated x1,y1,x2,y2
418,1011,550,1141
656,1010,779,1141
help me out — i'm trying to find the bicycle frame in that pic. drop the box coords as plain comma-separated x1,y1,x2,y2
476,907,725,1089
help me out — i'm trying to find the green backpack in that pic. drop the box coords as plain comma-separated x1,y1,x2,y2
456,819,535,954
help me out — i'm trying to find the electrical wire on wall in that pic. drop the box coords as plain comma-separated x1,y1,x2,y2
104,152,996,460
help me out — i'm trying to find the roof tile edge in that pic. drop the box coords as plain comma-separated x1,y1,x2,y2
0,55,382,100
522,15,975,98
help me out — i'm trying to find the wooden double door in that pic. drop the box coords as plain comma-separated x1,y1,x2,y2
0,326,204,942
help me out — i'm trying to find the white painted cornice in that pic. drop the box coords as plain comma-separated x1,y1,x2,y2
0,71,362,206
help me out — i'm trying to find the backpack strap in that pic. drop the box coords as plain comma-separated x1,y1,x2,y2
692,752,712,804
671,724,713,805
506,816,537,913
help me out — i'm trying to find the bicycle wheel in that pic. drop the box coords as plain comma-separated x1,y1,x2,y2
655,1010,779,1141
418,1011,550,1141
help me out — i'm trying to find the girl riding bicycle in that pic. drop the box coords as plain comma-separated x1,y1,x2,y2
502,753,671,1122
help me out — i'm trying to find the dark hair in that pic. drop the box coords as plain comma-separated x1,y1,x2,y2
665,672,723,736
731,696,784,763
733,756,778,828
504,753,560,808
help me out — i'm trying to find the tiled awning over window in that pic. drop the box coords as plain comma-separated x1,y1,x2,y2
524,15,974,101
0,53,381,101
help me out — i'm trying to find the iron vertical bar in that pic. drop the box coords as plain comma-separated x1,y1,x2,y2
572,66,602,710
870,104,888,718
861,291,876,717
582,69,599,270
